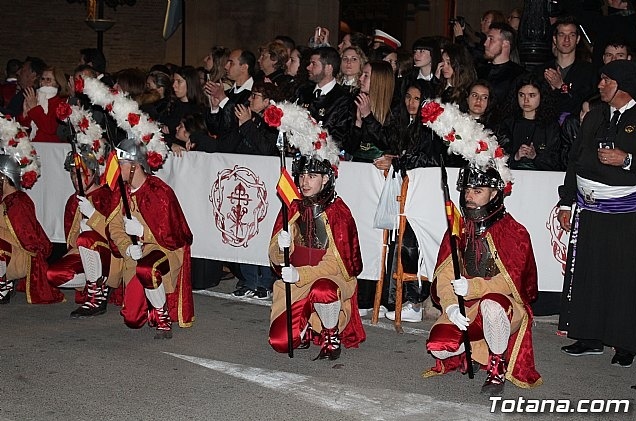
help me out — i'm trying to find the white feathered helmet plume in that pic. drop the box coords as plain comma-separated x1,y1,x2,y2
0,113,42,190
420,99,513,195
74,75,168,171
262,101,340,181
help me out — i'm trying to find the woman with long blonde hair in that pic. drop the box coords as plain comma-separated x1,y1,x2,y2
346,61,395,162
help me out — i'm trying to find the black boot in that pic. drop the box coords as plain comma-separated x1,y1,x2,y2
313,328,341,361
481,353,507,396
153,305,173,339
70,279,108,318
298,324,313,349
0,277,14,304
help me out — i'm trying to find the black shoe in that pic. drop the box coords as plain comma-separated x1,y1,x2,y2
312,329,341,361
0,290,14,305
611,351,634,368
232,286,255,297
70,302,107,318
561,341,604,356
480,353,506,396
253,287,272,300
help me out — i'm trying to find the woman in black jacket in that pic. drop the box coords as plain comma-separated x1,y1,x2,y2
498,74,563,171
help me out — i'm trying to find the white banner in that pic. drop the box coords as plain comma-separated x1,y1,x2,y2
29,144,568,291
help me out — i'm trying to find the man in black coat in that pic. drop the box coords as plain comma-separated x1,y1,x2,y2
535,16,597,118
294,47,354,154
204,49,256,153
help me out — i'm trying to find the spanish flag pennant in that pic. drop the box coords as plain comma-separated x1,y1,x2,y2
445,199,463,238
276,167,301,207
102,150,121,191
74,153,90,186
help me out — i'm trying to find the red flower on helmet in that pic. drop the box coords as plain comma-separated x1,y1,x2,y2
263,106,284,128
504,181,513,196
146,151,164,169
105,103,113,112
8,139,17,147
74,77,84,94
142,133,152,143
421,101,444,124
21,171,38,189
92,139,101,151
314,141,322,150
318,131,327,140
56,102,72,121
128,113,140,127
495,146,504,158
444,130,456,143
79,117,89,131
19,156,30,166
476,140,488,153
16,131,26,139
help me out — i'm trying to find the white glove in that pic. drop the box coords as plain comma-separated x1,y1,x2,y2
281,265,299,284
451,276,468,297
79,220,91,233
446,304,470,331
126,244,143,260
278,230,291,250
77,196,95,219
124,216,144,237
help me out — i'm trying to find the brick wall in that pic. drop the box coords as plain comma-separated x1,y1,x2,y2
0,0,167,77
0,0,339,79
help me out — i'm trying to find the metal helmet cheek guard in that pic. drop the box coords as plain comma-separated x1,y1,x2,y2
64,149,100,173
292,154,337,208
0,155,22,190
457,164,506,230
115,138,151,174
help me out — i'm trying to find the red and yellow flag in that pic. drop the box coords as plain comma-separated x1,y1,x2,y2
276,167,301,207
102,150,121,191
445,200,463,238
73,153,90,186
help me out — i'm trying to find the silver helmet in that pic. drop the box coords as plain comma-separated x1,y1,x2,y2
64,148,101,186
115,137,151,173
0,154,22,191
457,164,506,231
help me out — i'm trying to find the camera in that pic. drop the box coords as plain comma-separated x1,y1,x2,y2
449,16,466,27
599,142,615,149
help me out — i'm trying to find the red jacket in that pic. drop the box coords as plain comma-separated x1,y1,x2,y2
18,95,66,142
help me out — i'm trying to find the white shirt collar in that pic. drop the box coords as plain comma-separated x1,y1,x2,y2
611,98,636,115
314,78,337,96
233,77,254,94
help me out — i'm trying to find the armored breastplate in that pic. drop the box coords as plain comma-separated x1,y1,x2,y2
298,209,329,249
463,235,499,278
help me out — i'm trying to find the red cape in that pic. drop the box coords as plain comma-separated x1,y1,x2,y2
6,191,63,304
130,176,194,327
429,213,541,388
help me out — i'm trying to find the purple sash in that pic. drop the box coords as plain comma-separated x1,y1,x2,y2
576,190,636,213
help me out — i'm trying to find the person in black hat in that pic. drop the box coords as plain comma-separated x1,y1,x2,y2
558,59,636,368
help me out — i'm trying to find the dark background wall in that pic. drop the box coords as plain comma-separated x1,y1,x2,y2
0,0,521,77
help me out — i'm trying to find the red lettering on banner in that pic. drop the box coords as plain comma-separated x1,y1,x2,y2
545,205,568,275
210,166,268,247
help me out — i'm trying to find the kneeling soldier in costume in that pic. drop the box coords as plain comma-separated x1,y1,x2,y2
424,164,542,395
269,154,365,360
47,148,123,317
